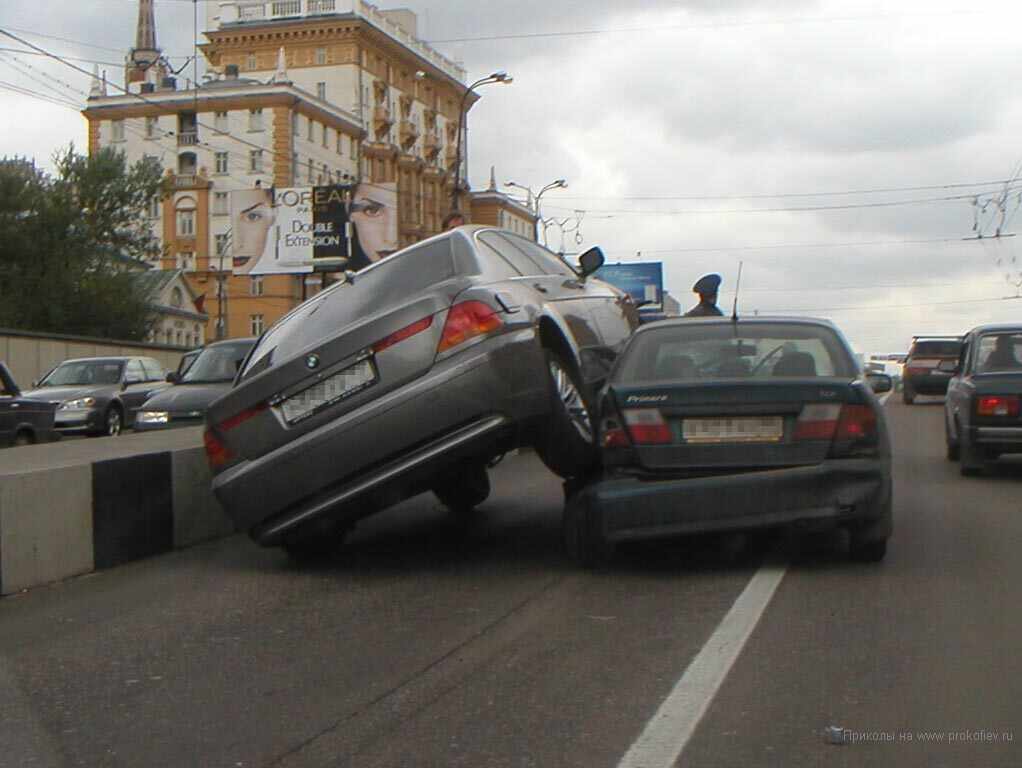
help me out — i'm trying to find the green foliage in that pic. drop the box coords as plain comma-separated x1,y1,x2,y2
0,145,164,340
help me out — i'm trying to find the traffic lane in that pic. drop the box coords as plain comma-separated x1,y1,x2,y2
680,399,1022,767
0,452,761,768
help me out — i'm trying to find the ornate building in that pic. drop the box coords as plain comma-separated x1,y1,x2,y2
83,1,476,342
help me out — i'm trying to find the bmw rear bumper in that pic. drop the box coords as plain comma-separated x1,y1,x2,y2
212,331,548,543
577,459,891,543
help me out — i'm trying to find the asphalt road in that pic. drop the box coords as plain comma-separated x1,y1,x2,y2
1,399,1019,768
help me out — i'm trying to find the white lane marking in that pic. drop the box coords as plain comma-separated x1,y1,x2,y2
617,563,788,768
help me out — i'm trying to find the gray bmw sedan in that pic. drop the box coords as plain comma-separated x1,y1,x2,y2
204,226,639,558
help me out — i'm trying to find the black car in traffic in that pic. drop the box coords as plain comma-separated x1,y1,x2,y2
134,338,256,431
0,361,60,447
902,335,962,404
944,324,1022,475
21,356,171,436
564,317,894,566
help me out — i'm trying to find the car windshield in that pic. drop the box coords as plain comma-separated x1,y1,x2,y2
976,332,1022,373
616,322,856,382
182,343,253,383
39,360,123,386
912,340,961,357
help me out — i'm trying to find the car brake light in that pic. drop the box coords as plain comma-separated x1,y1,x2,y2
204,428,233,469
437,301,503,354
373,315,434,353
217,402,267,432
794,404,841,440
835,404,877,440
977,395,1020,417
600,415,630,448
622,408,672,445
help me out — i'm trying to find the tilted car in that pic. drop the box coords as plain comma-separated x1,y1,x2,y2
204,226,639,557
0,361,60,447
134,338,256,432
563,317,894,566
21,356,170,436
902,335,962,404
944,324,1022,475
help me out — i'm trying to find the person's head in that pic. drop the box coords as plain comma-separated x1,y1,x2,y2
693,273,722,304
350,183,396,264
442,211,466,230
232,188,275,272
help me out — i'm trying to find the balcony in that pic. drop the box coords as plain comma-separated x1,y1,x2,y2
373,104,393,129
398,120,419,150
271,0,301,16
423,131,441,158
177,131,198,147
307,0,336,12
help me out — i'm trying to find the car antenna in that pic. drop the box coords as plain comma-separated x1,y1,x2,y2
731,261,744,323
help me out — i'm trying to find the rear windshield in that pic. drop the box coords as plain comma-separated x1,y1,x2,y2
911,340,960,357
242,238,456,377
616,322,857,383
976,333,1022,373
184,342,255,383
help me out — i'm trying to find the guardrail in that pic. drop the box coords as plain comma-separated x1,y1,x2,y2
0,427,234,596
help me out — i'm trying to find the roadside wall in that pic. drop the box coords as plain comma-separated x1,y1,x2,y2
0,328,194,386
0,428,235,596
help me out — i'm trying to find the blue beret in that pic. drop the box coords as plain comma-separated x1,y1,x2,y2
693,274,722,294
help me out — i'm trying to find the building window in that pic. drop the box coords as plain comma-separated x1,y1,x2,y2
214,111,229,132
315,47,327,65
307,118,315,142
317,82,327,101
250,314,264,336
336,132,343,155
321,163,329,183
307,159,314,184
247,52,257,71
214,151,229,175
322,125,329,149
176,210,195,237
145,116,158,138
248,108,264,131
249,150,264,173
147,196,160,219
111,119,125,142
250,276,264,296
213,192,229,215
178,251,194,271
170,286,184,308
215,233,230,257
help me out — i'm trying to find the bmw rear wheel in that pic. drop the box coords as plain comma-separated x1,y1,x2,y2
534,350,597,479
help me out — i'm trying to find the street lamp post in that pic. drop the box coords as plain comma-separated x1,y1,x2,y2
450,71,512,211
504,178,566,242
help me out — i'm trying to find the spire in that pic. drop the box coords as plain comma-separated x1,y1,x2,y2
270,47,291,85
135,0,158,53
488,165,497,191
88,65,105,99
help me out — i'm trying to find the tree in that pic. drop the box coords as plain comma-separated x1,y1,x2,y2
0,145,164,340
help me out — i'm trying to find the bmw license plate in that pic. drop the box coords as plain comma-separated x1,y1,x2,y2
280,358,376,424
682,416,783,443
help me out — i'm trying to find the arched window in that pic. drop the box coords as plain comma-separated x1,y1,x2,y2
170,286,184,308
176,197,196,237
178,152,197,175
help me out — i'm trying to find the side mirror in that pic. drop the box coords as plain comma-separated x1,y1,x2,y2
937,359,959,374
578,246,605,278
166,371,180,384
866,373,893,394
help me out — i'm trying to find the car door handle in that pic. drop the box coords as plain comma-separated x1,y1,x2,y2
533,283,548,293
561,279,585,290
495,292,521,313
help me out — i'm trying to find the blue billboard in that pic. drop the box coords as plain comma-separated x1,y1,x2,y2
593,262,664,307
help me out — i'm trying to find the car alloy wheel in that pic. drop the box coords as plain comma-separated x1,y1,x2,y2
106,408,123,437
548,358,593,444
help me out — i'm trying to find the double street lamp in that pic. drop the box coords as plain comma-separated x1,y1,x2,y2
505,178,567,242
450,71,513,209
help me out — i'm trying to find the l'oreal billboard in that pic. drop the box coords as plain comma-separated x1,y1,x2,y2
593,262,664,307
230,182,398,275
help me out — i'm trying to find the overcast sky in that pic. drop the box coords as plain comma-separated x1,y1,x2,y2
3,0,1022,353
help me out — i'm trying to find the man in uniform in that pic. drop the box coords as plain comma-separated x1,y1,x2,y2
684,273,724,317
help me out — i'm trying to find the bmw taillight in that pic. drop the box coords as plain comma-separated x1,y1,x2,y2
977,395,1020,417
436,301,503,354
204,402,267,469
622,408,672,445
373,315,434,353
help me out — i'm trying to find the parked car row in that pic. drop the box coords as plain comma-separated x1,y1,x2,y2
200,225,895,567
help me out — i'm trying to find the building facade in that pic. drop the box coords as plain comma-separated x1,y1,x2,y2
83,0,476,340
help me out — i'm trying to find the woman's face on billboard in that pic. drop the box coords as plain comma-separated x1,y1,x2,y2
232,189,274,272
350,184,396,263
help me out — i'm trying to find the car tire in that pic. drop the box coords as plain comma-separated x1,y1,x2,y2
13,431,34,447
96,405,123,437
433,462,490,514
563,490,614,568
945,414,960,461
959,431,986,476
849,537,888,563
534,350,598,479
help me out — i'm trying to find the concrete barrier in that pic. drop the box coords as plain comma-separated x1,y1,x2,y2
0,427,236,596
